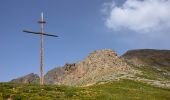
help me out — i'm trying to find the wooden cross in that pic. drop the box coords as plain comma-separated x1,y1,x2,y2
23,13,58,85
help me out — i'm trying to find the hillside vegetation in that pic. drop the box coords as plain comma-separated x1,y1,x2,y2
122,49,170,81
1,80,170,100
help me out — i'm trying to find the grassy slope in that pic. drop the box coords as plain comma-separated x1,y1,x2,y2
122,49,170,81
127,57,170,81
0,80,170,100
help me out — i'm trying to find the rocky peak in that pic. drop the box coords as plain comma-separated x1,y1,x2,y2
44,49,136,86
87,49,117,59
81,49,119,69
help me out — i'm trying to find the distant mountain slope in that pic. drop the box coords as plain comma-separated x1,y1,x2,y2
44,49,137,86
122,49,170,80
10,73,39,84
122,49,170,66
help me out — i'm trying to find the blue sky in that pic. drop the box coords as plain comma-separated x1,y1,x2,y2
0,0,170,82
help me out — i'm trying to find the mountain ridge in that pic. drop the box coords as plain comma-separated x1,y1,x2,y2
10,49,170,88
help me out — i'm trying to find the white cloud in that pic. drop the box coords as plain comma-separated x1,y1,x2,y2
103,0,170,34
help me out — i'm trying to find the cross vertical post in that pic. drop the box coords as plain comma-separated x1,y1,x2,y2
39,12,44,85
23,13,58,85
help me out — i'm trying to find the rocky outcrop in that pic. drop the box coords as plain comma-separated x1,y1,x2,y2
10,73,39,84
44,49,137,86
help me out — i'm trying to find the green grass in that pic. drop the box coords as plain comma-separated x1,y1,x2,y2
0,80,170,100
135,65,170,80
125,59,170,81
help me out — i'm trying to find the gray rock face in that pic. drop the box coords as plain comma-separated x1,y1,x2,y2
44,63,77,84
10,73,39,84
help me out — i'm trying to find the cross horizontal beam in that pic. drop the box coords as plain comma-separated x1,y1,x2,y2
23,30,58,37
